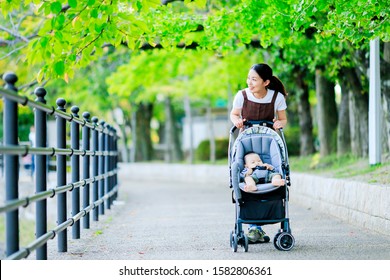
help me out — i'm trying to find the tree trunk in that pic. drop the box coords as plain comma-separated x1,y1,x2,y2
315,69,338,157
206,101,216,163
381,41,390,154
135,102,154,161
120,121,131,162
345,67,369,157
296,71,315,156
227,83,233,129
184,95,194,164
164,96,183,162
337,76,351,156
172,116,183,162
130,109,136,162
111,109,131,163
164,97,173,163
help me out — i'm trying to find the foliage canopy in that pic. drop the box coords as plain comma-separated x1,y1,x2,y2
1,0,388,82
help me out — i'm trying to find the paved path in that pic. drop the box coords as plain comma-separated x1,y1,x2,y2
41,168,390,260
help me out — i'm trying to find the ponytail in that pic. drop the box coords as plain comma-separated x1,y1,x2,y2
269,76,287,97
251,63,288,97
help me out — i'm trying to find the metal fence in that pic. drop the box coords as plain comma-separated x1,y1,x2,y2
0,73,119,260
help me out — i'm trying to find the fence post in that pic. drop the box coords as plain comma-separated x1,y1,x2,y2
3,72,19,256
110,128,116,202
34,87,48,260
108,126,114,207
105,124,111,210
56,98,67,252
91,116,99,221
98,121,106,215
82,112,91,229
114,129,118,200
71,106,80,239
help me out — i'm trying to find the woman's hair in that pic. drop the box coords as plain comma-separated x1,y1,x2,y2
251,63,287,97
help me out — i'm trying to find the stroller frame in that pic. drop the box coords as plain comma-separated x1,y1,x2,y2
228,120,295,252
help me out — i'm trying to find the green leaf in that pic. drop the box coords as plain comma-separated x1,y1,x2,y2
56,14,66,28
90,8,98,18
136,1,142,11
68,54,77,61
68,0,77,8
40,37,49,47
50,2,62,14
54,31,63,40
54,60,65,75
37,69,45,83
127,36,136,50
38,20,52,36
192,0,207,8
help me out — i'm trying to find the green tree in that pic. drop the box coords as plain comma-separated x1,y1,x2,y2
2,0,389,161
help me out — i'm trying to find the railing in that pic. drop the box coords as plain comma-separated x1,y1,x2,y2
0,73,119,260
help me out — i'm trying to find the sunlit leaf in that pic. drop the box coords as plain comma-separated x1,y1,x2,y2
68,0,78,9
54,60,65,75
50,1,62,14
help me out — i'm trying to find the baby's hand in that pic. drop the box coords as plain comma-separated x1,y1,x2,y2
246,168,253,176
265,164,274,170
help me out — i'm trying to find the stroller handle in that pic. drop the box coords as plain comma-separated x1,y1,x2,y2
230,120,276,134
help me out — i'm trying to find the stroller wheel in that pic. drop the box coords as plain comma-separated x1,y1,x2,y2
241,234,249,252
273,232,280,249
229,231,234,248
273,232,295,251
231,233,238,252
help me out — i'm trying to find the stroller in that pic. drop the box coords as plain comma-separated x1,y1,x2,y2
228,120,295,252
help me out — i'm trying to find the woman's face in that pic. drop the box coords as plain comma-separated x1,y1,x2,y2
247,69,269,94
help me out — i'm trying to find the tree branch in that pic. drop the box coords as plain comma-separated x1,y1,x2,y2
0,25,29,42
0,43,28,60
161,0,188,5
77,28,105,55
0,39,11,47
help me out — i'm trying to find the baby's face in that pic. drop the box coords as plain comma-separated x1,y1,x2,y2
245,154,262,168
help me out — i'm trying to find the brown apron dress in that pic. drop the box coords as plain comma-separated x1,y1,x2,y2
241,90,278,122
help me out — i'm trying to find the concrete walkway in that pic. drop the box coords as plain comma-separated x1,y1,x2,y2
41,163,390,260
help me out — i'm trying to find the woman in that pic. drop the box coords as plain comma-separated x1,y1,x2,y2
230,63,287,130
229,63,288,244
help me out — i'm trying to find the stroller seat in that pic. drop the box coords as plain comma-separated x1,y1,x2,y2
232,133,284,194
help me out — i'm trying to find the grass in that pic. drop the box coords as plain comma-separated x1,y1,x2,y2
288,153,390,185
0,215,37,253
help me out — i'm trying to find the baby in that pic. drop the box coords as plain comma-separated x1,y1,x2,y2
241,152,285,192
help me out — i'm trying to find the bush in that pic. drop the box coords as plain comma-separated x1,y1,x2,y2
282,126,301,157
0,106,34,142
196,138,229,161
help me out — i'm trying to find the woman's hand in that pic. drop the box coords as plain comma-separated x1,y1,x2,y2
230,109,245,129
273,111,287,130
234,118,246,129
273,118,283,130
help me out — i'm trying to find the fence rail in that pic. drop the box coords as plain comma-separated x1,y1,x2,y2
0,72,119,260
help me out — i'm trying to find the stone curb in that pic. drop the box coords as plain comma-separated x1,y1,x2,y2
290,173,389,236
